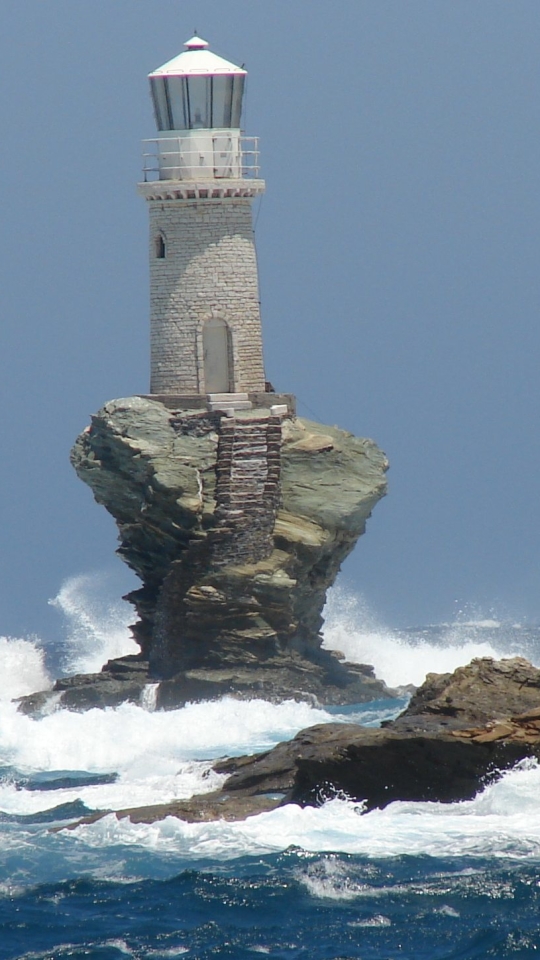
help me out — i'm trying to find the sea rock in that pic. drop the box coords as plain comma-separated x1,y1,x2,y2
61,657,540,829
266,656,540,809
202,659,540,811
17,656,152,715
20,397,390,713
388,655,540,733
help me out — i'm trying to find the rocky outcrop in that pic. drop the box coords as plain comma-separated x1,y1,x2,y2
387,655,540,733
17,656,151,715
270,657,540,809
63,657,540,827
20,396,390,712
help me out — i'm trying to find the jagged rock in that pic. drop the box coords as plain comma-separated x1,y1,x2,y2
201,660,540,811
272,657,540,809
17,657,151,715
20,397,390,713
59,657,540,829
388,655,540,733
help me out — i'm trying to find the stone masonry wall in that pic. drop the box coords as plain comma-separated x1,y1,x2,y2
148,197,266,395
210,415,282,567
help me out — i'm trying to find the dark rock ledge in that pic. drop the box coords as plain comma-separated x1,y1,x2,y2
61,657,540,830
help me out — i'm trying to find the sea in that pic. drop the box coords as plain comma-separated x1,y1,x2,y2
2,576,540,959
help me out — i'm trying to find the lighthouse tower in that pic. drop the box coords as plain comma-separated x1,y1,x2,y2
138,36,267,407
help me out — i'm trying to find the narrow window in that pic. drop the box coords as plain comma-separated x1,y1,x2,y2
155,234,166,259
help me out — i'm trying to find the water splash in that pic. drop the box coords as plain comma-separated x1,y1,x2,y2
0,696,332,778
322,587,534,687
68,760,540,863
49,572,138,675
3,576,540,873
0,636,51,701
140,683,159,712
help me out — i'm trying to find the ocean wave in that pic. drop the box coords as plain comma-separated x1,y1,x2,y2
68,760,540,863
3,577,540,873
322,587,536,687
0,696,332,774
0,637,51,702
49,572,138,675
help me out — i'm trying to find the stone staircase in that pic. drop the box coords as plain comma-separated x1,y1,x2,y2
210,414,282,567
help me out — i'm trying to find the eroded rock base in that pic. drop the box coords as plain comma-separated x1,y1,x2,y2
18,651,396,715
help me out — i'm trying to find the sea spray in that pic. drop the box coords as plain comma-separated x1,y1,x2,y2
49,572,138,675
45,573,535,693
0,636,51,701
322,586,533,687
3,585,540,881
0,760,224,816
2,619,540,959
0,695,332,778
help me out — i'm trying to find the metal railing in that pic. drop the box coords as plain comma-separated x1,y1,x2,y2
142,135,260,181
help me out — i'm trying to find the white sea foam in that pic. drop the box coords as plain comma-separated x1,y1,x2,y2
0,763,225,815
145,950,190,958
0,697,329,776
69,760,540,863
3,578,540,872
140,683,159,712
299,856,372,901
49,572,138,674
322,588,531,687
0,637,51,701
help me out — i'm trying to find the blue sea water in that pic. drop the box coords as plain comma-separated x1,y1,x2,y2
2,577,540,959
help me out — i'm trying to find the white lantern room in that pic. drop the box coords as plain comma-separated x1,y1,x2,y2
146,35,254,181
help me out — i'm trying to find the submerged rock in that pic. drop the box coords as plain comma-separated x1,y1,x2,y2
20,397,391,712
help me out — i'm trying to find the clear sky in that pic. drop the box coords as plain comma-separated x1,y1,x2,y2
2,0,540,643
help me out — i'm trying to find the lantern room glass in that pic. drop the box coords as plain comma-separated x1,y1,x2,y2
150,75,245,131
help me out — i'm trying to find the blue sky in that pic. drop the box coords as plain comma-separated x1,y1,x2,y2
2,0,540,642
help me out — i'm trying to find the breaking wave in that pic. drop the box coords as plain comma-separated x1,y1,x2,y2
0,636,51,702
49,572,138,675
322,586,535,687
2,574,540,890
69,758,540,864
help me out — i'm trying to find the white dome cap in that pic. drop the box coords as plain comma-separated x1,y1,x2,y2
149,36,247,78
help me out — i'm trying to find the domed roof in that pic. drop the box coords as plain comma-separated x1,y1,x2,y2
149,36,246,78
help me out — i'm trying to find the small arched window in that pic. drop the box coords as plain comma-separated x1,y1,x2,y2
155,233,166,259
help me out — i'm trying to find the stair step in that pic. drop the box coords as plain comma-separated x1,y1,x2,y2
207,393,249,402
209,401,253,412
232,444,268,454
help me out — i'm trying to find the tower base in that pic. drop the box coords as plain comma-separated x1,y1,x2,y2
137,392,296,415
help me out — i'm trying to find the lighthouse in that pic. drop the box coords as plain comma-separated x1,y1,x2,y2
65,33,388,711
138,36,268,410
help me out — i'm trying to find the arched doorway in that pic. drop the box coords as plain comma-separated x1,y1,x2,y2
203,318,232,393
